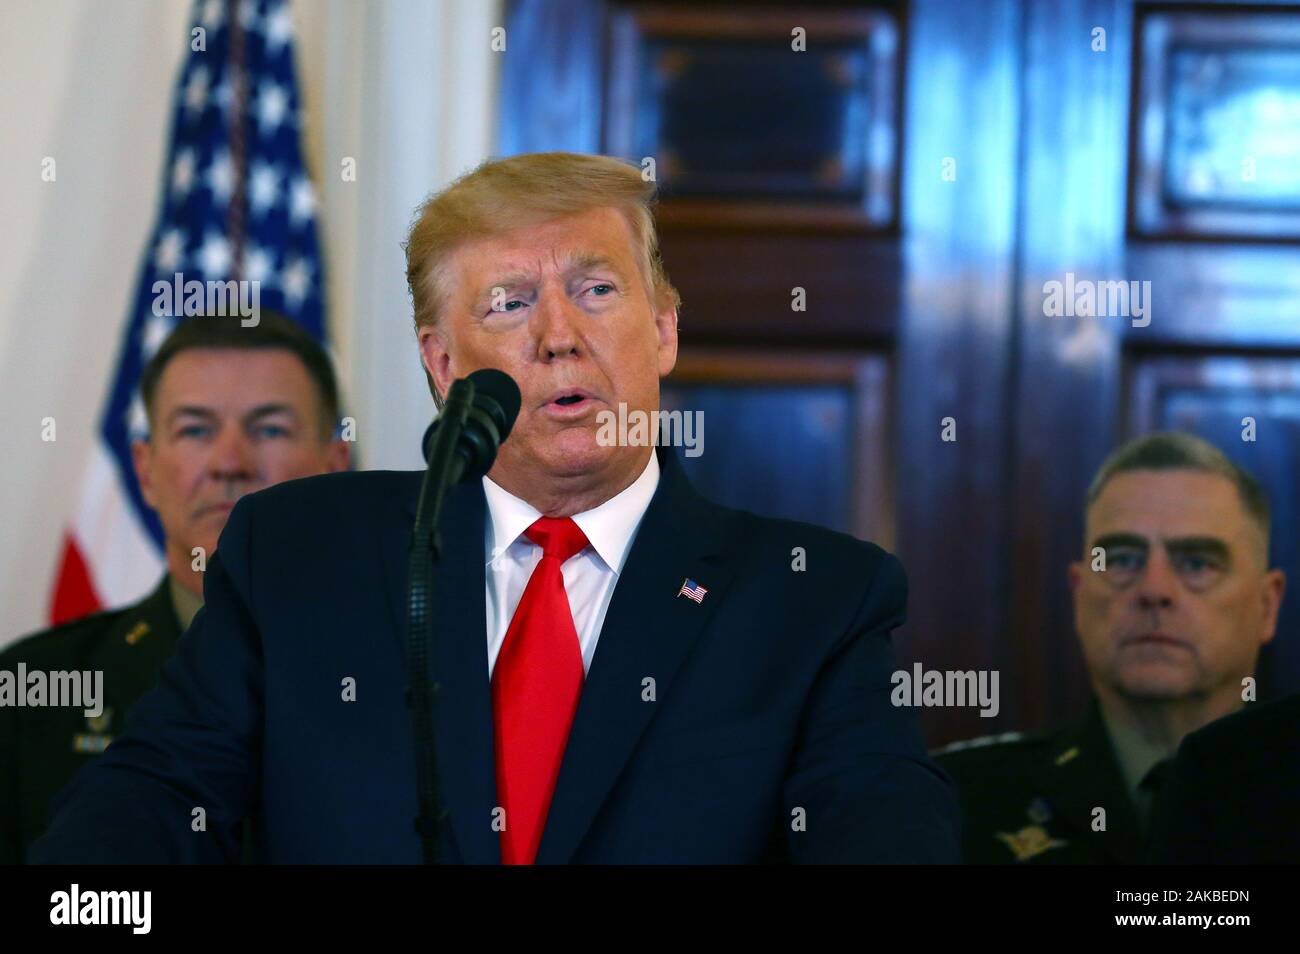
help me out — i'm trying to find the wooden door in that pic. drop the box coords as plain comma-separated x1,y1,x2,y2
496,0,1300,744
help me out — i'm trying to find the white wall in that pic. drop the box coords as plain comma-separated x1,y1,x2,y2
0,0,501,644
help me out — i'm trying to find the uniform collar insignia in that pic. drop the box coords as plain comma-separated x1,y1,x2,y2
996,825,1068,861
1054,745,1080,767
1027,796,1053,824
72,733,113,754
124,621,150,646
85,707,113,734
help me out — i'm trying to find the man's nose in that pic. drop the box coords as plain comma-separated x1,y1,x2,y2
1135,548,1177,610
207,425,256,482
531,290,582,361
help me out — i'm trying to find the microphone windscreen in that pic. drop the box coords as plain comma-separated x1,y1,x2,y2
466,368,521,439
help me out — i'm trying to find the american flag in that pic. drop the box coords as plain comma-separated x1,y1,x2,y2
48,0,326,623
677,578,708,604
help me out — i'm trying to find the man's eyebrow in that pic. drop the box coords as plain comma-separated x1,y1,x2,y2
473,255,628,308
1091,532,1150,551
243,403,300,422
560,253,624,277
478,270,536,295
1165,536,1231,558
166,405,219,425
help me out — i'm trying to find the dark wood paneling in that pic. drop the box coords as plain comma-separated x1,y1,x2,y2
1129,6,1300,241
1123,243,1300,346
605,7,900,229
1009,0,1134,733
660,234,899,344
893,0,1023,743
667,349,894,545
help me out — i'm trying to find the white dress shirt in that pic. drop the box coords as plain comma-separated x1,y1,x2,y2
482,452,660,679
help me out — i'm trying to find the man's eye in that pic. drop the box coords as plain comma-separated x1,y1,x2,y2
1108,551,1144,571
1175,554,1218,574
588,283,614,296
255,425,290,439
177,425,210,439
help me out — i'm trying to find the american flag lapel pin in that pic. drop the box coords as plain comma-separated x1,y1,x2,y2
677,578,708,604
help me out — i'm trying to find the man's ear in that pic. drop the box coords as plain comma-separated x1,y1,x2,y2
325,438,351,473
1067,561,1084,595
130,438,157,509
655,305,678,379
417,325,454,400
1259,569,1287,646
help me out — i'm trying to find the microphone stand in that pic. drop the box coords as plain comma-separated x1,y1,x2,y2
406,380,474,864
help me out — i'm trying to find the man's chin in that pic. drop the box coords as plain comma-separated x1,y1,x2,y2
524,427,636,479
1114,665,1200,701
545,433,618,477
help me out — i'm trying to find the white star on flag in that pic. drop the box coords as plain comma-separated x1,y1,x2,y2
249,161,282,216
244,245,275,287
183,65,210,120
141,313,175,357
264,4,294,52
206,150,234,203
255,82,289,135
212,77,233,119
199,0,223,30
196,232,233,280
127,393,150,441
171,149,196,196
289,176,317,225
153,229,185,273
279,257,313,308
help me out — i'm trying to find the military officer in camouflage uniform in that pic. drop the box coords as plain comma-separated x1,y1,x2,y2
937,433,1285,863
0,314,348,862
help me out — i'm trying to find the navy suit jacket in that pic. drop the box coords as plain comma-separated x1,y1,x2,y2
32,448,958,863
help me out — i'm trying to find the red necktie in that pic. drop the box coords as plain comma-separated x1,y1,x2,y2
492,516,589,864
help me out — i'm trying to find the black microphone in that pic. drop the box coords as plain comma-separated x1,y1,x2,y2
406,367,520,864
421,368,522,479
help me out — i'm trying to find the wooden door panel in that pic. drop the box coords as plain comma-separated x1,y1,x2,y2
664,349,893,544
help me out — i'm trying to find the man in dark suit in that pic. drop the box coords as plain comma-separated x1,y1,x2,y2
1148,693,1300,863
936,433,1284,863
30,152,957,864
1,313,348,862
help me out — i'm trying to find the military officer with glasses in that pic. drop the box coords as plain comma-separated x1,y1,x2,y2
936,433,1285,864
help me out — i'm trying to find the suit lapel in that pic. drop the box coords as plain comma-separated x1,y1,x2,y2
536,449,735,864
382,476,500,864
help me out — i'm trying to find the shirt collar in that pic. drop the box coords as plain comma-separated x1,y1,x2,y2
1098,705,1174,797
167,575,204,631
482,451,660,573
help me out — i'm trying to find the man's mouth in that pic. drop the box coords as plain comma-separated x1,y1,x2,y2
541,388,598,416
197,501,237,519
1123,632,1186,649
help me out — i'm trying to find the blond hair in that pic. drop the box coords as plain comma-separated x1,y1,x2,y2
403,152,681,332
